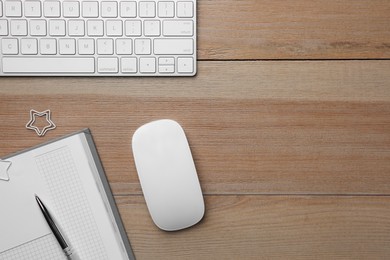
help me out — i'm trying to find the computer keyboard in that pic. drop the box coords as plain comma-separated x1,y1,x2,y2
0,0,196,76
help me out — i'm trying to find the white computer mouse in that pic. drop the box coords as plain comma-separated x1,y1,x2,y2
132,119,205,231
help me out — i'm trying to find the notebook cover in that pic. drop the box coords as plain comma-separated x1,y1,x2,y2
2,129,136,260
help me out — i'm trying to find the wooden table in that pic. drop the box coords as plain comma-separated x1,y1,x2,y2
1,1,390,258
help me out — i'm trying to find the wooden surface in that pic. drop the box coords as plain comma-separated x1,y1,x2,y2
1,1,390,259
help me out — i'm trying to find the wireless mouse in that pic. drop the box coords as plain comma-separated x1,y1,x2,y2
132,119,205,231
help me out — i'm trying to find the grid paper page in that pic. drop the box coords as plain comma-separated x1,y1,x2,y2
0,234,65,260
35,146,108,259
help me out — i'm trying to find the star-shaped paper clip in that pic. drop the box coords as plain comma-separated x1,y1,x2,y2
26,109,56,137
0,160,12,181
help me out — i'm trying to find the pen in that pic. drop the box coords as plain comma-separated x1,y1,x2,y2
35,195,80,260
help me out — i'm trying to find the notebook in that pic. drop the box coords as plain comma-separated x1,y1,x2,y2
0,130,135,260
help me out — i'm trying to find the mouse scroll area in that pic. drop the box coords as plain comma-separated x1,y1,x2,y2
132,119,205,231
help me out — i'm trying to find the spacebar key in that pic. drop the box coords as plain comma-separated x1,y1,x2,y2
2,57,95,73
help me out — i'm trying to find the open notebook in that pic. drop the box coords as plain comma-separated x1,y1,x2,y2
0,130,135,260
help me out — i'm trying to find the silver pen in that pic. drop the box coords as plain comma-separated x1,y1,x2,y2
35,195,80,260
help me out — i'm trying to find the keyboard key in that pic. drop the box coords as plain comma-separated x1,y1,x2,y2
154,38,193,55
106,20,122,36
134,38,151,55
63,1,80,18
0,19,8,35
2,57,95,73
98,57,118,73
87,20,103,36
82,1,98,18
116,38,132,54
59,39,76,55
177,57,193,73
159,57,174,73
40,38,56,54
97,39,114,55
24,1,41,17
139,1,155,18
78,38,94,55
1,38,18,54
158,1,174,18
0,1,3,17
30,20,46,36
120,1,136,18
10,19,27,36
139,57,155,73
177,1,193,18
68,20,84,36
21,38,38,54
125,20,141,36
101,1,117,17
144,20,160,36
44,1,60,17
5,1,22,17
163,20,193,36
159,57,174,65
121,57,137,73
159,65,174,73
49,19,65,36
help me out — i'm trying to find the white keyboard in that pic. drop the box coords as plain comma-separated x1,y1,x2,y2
0,0,196,76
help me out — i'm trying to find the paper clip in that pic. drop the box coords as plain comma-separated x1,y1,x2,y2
26,109,56,137
0,160,12,181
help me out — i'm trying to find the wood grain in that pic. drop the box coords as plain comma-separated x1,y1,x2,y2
1,2,390,256
0,61,389,195
117,195,390,259
198,0,390,59
1,61,390,101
